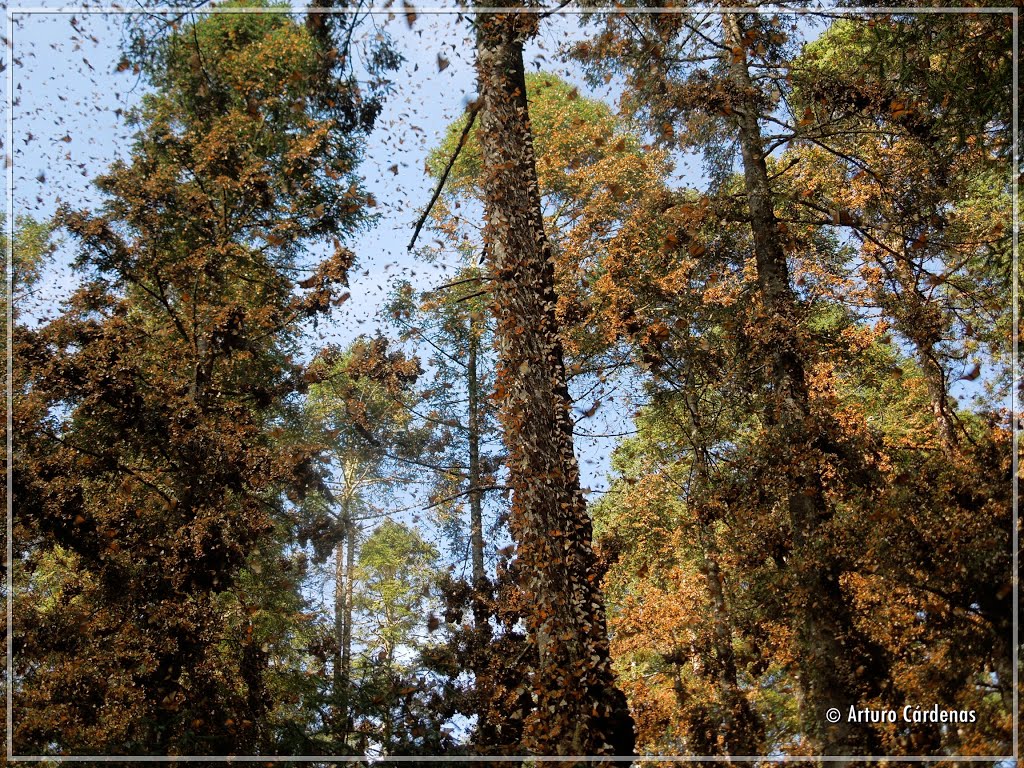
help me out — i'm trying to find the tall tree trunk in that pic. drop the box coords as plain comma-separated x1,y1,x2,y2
333,533,345,697
467,311,499,746
474,8,634,757
342,514,355,701
722,12,878,760
332,494,356,747
468,319,488,603
892,261,959,451
699,547,758,756
917,344,958,451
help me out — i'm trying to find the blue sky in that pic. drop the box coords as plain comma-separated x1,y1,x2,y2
4,4,660,585
5,4,677,484
4,3,1005,542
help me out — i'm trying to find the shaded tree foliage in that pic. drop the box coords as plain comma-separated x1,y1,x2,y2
11,3,387,754
573,4,1012,760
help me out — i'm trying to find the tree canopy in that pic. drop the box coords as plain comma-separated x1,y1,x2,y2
6,3,1014,762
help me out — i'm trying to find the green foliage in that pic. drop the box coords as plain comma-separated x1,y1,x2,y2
796,15,1012,155
354,519,439,656
428,72,631,199
344,520,454,756
1,214,53,295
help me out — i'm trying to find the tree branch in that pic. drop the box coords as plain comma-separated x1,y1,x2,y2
407,101,481,252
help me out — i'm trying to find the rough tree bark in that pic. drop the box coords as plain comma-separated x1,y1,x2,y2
721,12,879,760
473,7,635,757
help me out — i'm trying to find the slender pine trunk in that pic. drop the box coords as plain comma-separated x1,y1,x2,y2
468,321,487,601
332,495,356,748
886,256,958,451
686,389,760,759
333,532,344,697
342,514,355,700
918,345,958,450
467,312,499,746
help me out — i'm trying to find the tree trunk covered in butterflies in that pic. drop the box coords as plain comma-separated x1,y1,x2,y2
473,7,635,757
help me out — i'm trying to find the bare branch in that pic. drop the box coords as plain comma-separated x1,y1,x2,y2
408,101,482,252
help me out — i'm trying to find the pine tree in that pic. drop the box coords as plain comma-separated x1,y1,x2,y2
11,3,387,753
